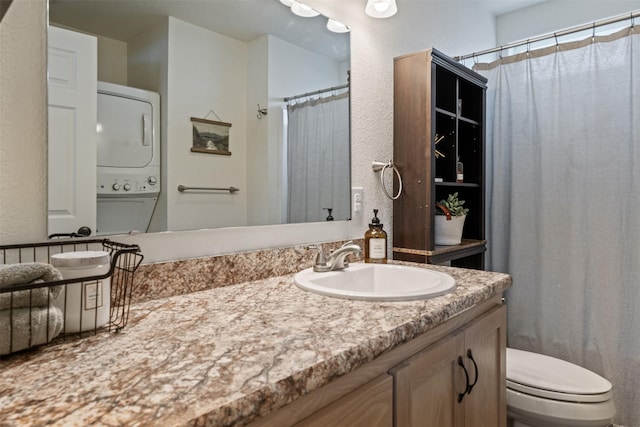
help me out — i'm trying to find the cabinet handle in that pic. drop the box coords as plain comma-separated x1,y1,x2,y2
466,349,479,394
457,356,469,403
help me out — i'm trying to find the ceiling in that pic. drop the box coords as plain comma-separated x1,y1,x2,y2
49,0,548,62
49,0,351,61
481,0,548,15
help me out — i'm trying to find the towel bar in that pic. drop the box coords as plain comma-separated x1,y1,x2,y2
177,185,239,193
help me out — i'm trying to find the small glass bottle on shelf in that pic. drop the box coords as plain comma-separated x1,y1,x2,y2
456,158,464,183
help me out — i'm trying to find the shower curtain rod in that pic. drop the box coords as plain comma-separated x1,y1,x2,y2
455,9,640,61
284,83,349,102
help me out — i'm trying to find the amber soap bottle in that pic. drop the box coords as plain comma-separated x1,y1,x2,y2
365,209,387,263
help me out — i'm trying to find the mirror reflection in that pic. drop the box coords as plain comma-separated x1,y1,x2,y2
47,0,351,237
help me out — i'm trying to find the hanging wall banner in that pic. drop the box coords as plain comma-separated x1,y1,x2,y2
190,117,232,156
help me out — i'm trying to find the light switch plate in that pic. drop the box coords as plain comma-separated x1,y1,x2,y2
352,187,364,215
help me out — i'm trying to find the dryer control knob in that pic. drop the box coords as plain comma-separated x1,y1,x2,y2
148,176,158,185
112,183,121,191
123,183,132,191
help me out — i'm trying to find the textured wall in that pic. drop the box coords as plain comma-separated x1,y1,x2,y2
0,0,48,244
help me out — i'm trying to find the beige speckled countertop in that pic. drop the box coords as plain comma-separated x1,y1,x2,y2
0,262,511,426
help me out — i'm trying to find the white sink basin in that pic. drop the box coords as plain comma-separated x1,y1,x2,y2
294,263,456,302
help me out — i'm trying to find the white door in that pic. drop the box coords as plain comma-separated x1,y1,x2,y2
47,26,97,237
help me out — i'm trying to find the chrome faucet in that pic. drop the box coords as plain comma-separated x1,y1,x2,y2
308,241,363,272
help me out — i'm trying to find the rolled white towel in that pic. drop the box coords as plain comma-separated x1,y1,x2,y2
0,305,64,355
0,263,63,310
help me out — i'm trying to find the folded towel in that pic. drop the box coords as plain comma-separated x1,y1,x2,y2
0,305,64,355
0,263,63,310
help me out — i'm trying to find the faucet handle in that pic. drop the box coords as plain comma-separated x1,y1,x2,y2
307,245,327,266
340,240,355,249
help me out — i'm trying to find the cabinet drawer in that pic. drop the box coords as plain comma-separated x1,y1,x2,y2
294,374,393,427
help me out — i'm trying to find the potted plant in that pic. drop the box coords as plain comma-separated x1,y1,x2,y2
434,192,468,245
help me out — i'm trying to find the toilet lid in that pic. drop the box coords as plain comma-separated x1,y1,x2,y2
507,348,612,403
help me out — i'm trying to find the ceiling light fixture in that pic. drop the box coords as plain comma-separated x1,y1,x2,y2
277,0,351,34
291,0,320,17
327,18,350,33
365,0,398,18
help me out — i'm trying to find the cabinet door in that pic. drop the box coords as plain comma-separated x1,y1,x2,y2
294,375,393,427
392,331,466,427
462,305,507,427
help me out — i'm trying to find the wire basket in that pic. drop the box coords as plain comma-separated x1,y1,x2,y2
0,239,143,357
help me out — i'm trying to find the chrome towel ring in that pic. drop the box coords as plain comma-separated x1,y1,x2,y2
372,160,403,200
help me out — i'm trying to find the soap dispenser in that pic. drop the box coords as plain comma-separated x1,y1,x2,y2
324,208,334,221
365,209,387,264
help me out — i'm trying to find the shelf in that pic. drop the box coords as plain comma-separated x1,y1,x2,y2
393,48,487,270
393,239,487,265
435,181,480,188
431,239,486,256
435,107,456,118
459,116,480,126
436,109,480,126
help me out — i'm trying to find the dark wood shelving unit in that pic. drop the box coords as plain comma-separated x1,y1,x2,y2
392,48,488,269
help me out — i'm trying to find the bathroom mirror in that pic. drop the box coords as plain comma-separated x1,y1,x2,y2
47,0,351,236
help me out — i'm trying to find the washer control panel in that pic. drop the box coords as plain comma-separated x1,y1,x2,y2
98,173,160,195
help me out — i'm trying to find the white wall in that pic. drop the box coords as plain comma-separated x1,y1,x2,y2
0,0,48,244
96,35,127,85
246,35,271,226
165,17,248,231
496,1,639,45
127,17,250,232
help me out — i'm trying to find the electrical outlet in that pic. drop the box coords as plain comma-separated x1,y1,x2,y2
352,187,364,214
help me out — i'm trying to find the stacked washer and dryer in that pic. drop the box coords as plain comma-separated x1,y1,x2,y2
96,82,160,235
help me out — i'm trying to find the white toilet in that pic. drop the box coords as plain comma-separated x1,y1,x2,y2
507,347,616,427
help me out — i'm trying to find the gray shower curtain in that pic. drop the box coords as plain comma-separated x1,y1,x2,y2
477,27,640,425
286,92,350,223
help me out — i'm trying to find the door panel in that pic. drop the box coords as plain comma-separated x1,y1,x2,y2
463,305,507,427
47,26,97,236
393,331,466,427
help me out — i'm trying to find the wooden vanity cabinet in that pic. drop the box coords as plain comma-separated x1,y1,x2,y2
294,375,393,427
251,300,506,427
393,48,488,269
391,304,507,427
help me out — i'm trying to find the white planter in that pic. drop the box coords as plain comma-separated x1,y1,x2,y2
434,215,466,245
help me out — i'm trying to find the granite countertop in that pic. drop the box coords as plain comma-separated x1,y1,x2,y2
0,262,511,426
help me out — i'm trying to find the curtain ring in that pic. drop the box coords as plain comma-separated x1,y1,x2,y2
592,22,596,42
372,160,403,200
631,12,635,29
